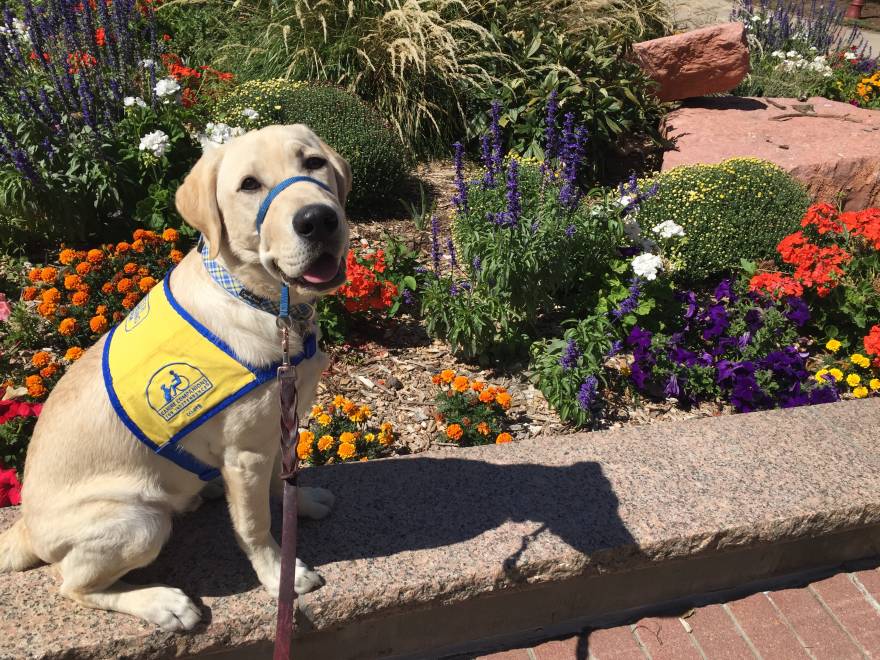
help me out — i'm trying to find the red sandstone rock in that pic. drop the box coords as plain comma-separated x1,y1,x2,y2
662,96,880,211
632,22,750,101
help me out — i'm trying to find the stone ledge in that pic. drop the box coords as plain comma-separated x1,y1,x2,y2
2,399,880,659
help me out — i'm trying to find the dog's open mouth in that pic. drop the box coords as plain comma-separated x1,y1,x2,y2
281,253,346,291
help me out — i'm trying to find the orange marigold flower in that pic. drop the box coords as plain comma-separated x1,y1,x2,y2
478,389,495,404
138,266,149,277
439,369,455,384
115,242,130,255
122,293,139,309
101,282,113,294
40,364,58,379
476,421,490,436
63,274,81,290
37,302,56,317
31,351,52,368
71,290,89,306
317,435,335,451
452,375,470,393
446,423,464,441
133,229,146,240
337,442,357,460
26,374,46,398
138,276,157,293
117,278,133,293
113,311,124,322
131,239,145,253
58,317,77,335
471,381,486,392
89,315,108,333
495,432,513,444
495,391,512,409
431,374,442,385
162,228,179,242
40,267,57,283
170,249,184,263
59,248,77,265
28,267,42,282
22,286,38,301
41,287,61,304
64,346,84,361
75,262,92,275
341,400,357,415
123,262,137,274
86,249,104,264
339,431,357,444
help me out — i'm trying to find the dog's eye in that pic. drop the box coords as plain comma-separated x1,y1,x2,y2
304,156,326,171
240,176,261,192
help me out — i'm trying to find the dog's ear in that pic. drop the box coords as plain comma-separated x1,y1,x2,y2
176,147,224,259
317,138,352,208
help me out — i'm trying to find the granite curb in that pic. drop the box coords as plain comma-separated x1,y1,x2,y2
1,398,879,659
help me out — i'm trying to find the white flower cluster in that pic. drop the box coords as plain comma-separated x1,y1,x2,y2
203,122,246,145
770,51,832,76
123,96,147,108
139,130,170,157
844,50,858,61
154,78,180,98
652,220,685,239
0,17,29,42
631,253,664,280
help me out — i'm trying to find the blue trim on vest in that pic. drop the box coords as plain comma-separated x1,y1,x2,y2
254,176,333,233
102,271,319,481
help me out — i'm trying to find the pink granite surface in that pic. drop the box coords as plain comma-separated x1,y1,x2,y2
1,398,880,659
662,97,880,210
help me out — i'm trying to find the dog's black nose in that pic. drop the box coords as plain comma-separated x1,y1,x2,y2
292,204,339,240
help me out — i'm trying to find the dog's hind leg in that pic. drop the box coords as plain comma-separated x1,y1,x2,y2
0,518,41,573
55,505,201,631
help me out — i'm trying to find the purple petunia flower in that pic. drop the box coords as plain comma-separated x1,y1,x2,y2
664,373,681,398
702,304,729,340
783,296,810,327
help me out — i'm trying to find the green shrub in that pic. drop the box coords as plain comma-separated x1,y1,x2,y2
213,81,408,212
636,158,810,281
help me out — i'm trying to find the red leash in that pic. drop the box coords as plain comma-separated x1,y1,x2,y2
274,323,301,660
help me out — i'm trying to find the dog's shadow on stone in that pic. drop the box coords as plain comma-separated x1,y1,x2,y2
129,456,635,603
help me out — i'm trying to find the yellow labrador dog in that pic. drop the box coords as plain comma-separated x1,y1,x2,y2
0,125,350,631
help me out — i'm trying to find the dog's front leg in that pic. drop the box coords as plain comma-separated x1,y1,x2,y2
222,449,323,597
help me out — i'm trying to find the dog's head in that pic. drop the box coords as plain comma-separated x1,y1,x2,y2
176,124,352,300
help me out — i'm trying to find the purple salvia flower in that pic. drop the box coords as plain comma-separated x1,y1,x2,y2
452,141,468,214
402,289,415,305
611,278,642,321
430,215,441,275
38,89,63,132
559,339,582,370
564,224,576,238
449,282,459,297
504,158,521,227
78,75,97,131
558,112,587,209
11,148,41,185
480,134,494,188
489,100,502,177
577,376,599,411
446,237,457,269
472,255,481,272
606,340,624,358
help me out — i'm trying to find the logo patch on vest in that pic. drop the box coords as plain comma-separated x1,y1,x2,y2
125,295,151,332
146,362,213,422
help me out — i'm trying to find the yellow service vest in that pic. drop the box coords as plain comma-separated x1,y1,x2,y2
102,275,316,480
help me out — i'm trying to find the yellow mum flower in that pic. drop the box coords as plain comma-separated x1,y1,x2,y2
339,431,357,444
311,404,323,417
364,432,375,442
337,442,356,460
317,435,334,451
317,414,331,426
846,373,861,387
829,368,844,382
850,353,870,368
870,378,880,391
332,394,345,407
826,339,842,353
853,386,868,399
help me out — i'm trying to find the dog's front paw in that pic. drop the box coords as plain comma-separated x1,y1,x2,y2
294,557,325,595
138,586,202,632
298,486,335,520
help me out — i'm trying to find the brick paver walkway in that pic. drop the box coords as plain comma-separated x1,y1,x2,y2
479,565,880,659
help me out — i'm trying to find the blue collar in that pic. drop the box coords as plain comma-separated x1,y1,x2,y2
199,239,315,322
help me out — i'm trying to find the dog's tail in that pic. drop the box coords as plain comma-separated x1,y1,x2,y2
0,518,40,573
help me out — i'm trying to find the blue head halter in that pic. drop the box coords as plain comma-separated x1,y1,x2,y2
252,175,334,319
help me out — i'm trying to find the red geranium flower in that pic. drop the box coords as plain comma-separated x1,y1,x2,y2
0,467,22,507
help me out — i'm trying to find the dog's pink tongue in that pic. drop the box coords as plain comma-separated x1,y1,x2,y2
302,254,339,283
